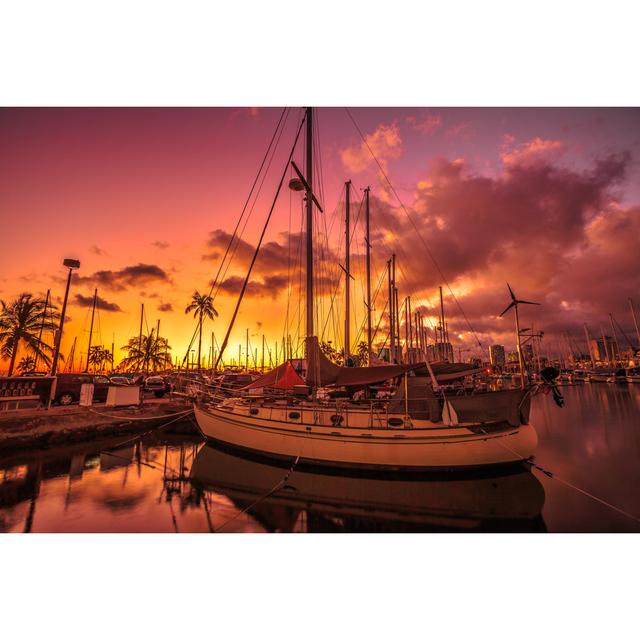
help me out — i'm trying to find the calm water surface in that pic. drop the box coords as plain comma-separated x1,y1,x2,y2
1,383,639,532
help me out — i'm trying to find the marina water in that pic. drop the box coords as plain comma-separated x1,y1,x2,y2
1,383,638,533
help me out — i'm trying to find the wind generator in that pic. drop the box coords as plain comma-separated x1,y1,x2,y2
499,283,540,387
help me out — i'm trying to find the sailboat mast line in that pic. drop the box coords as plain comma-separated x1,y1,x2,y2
214,115,306,369
344,107,482,349
179,107,291,368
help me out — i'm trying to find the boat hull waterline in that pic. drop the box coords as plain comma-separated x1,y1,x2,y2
193,404,538,470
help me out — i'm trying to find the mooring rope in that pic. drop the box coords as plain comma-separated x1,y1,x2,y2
87,407,193,421
213,454,301,533
479,426,640,526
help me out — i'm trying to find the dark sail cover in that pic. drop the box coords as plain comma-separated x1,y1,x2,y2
305,336,419,387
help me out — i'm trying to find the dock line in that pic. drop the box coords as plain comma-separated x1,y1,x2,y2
88,407,193,421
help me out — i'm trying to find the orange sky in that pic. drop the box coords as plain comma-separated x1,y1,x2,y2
1,107,639,372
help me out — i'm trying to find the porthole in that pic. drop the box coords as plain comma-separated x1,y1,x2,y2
330,414,344,426
249,408,259,416
288,411,301,420
388,418,404,428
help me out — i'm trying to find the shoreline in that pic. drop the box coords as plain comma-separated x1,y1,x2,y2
0,399,198,454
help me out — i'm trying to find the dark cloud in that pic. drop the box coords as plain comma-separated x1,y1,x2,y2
75,263,170,291
364,150,638,350
75,293,122,313
152,241,170,249
158,302,173,312
90,245,107,256
216,274,290,299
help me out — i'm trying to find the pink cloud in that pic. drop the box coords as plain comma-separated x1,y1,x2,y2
340,122,402,173
501,136,565,167
406,113,442,135
445,122,473,138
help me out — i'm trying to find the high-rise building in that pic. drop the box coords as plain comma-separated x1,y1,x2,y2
522,343,534,365
489,344,505,369
589,336,619,362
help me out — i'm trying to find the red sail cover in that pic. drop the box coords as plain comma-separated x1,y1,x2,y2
242,361,305,391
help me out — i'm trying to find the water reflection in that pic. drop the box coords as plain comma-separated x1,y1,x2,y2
1,384,638,532
191,444,546,532
0,432,545,533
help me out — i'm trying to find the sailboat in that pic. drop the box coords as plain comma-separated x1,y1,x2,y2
194,107,556,470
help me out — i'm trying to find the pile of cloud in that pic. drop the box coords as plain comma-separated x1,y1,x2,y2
201,137,639,351
366,146,638,349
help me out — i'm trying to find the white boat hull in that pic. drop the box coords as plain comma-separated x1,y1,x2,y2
193,403,538,470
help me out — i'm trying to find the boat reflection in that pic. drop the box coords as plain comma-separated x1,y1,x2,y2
190,443,547,532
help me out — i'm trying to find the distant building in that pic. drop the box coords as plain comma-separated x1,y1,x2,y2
522,343,534,365
507,351,519,363
589,336,619,363
489,344,505,369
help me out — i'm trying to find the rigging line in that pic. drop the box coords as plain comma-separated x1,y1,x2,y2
214,454,301,533
209,106,289,301
180,108,291,367
214,115,306,369
221,109,291,293
344,107,482,348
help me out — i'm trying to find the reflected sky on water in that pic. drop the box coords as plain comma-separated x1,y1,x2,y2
0,383,639,533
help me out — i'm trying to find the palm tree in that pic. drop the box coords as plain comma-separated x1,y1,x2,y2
88,345,113,372
0,293,60,376
185,291,218,370
355,341,369,367
121,331,172,373
17,355,36,374
320,340,343,365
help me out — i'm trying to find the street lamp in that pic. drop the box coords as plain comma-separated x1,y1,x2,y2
50,258,80,377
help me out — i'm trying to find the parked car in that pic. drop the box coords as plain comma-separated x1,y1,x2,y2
144,375,169,397
54,373,112,405
109,375,131,385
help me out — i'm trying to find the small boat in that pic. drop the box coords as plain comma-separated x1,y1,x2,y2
590,368,616,382
625,367,640,383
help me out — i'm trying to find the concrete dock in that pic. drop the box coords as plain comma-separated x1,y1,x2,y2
0,398,197,453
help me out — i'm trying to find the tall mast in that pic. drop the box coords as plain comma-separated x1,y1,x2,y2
439,286,445,361
245,328,249,371
305,106,314,339
34,288,50,371
630,298,640,350
404,298,409,364
261,334,265,373
407,296,413,363
514,304,526,388
609,313,620,364
583,323,595,368
600,324,610,365
137,303,144,372
68,336,77,373
387,259,394,362
394,287,400,360
364,186,372,363
344,180,351,362
84,288,98,372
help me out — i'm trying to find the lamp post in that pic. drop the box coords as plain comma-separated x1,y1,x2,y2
50,258,80,377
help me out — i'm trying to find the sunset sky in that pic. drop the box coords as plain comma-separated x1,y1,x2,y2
1,107,639,370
